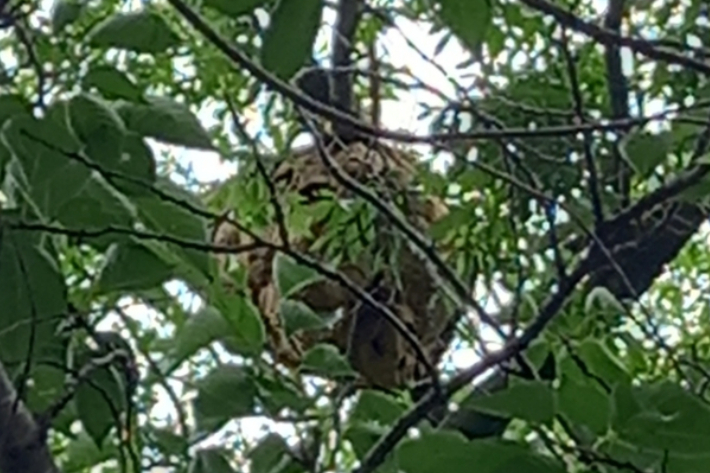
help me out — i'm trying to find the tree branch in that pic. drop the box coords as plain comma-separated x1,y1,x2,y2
0,360,60,473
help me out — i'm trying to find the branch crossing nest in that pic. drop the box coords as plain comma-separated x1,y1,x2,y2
211,140,455,389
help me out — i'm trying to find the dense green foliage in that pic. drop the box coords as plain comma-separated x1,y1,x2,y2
2,0,710,472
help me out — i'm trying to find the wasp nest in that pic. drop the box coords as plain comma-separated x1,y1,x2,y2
212,139,454,389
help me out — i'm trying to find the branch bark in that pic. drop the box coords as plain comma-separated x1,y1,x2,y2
0,360,60,473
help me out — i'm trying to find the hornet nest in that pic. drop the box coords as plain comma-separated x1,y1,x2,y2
211,138,456,390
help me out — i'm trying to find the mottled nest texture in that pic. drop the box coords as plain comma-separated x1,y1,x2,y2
211,139,455,390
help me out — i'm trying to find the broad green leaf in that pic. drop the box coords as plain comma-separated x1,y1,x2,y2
96,239,175,294
83,65,145,102
24,364,65,414
261,0,324,80
75,356,127,447
54,172,137,232
169,306,230,366
248,434,300,473
193,365,258,433
0,213,68,363
51,0,84,33
273,253,324,299
281,299,329,336
255,375,310,415
615,382,710,455
68,93,126,166
210,284,266,356
115,96,214,150
462,379,556,424
584,285,625,313
351,390,407,426
133,178,211,285
189,448,239,473
0,95,31,126
150,427,189,457
398,433,567,473
577,339,631,386
204,0,272,17
88,11,180,54
436,0,492,54
103,133,157,197
300,344,356,378
2,113,88,218
557,377,611,435
620,130,671,178
61,430,116,473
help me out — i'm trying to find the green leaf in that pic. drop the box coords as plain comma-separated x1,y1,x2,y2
83,65,144,102
557,377,611,435
281,299,328,336
351,390,407,426
300,344,356,378
193,365,258,433
170,306,230,365
2,113,88,218
75,358,127,447
248,434,297,473
614,382,710,455
577,339,631,386
204,0,272,17
54,172,137,232
212,291,266,356
0,213,68,363
51,0,84,33
133,178,211,285
115,96,214,150
398,433,567,473
261,0,324,80
620,130,671,178
461,379,556,424
62,430,116,473
103,133,157,197
273,253,324,299
436,0,492,54
96,239,175,294
0,95,31,127
189,448,239,473
68,93,126,166
255,375,310,415
88,10,180,54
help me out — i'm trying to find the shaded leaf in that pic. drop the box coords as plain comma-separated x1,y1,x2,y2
169,306,230,366
193,365,258,433
398,432,567,473
273,253,324,299
75,358,127,447
261,0,324,80
88,10,180,54
205,0,272,17
0,213,68,363
351,390,407,426
115,96,214,150
557,377,611,435
281,299,328,336
461,379,556,424
300,344,356,378
68,93,126,166
96,239,175,294
211,289,266,356
189,448,238,473
620,130,671,178
51,0,84,33
436,0,492,54
83,65,145,102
